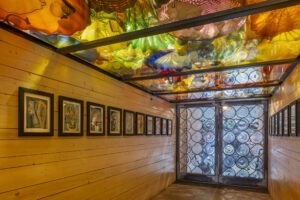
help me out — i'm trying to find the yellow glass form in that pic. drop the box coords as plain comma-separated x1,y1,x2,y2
0,0,91,35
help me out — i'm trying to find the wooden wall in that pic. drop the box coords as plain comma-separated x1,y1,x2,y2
0,29,176,199
268,63,300,200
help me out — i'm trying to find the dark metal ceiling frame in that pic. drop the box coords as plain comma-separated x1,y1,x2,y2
160,59,299,103
57,0,299,54
153,82,280,95
167,94,272,103
124,58,299,82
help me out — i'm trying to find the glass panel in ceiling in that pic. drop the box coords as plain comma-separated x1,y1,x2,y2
159,86,275,102
72,5,300,79
0,0,269,47
129,63,291,92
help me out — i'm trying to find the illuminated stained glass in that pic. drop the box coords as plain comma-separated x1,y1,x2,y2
130,64,291,92
159,87,274,101
0,1,299,102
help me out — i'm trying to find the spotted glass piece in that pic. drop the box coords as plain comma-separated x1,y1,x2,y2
222,104,265,179
179,106,216,175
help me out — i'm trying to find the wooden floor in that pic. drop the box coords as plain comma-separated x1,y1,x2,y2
152,183,271,200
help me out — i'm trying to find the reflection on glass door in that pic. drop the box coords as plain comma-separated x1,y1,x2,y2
178,101,267,187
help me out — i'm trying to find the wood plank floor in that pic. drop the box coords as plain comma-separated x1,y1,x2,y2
152,183,271,200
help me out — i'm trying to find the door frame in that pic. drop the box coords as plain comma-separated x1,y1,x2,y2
176,99,269,188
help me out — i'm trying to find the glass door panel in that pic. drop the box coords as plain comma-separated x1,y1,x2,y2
177,101,267,187
178,105,217,183
221,104,266,186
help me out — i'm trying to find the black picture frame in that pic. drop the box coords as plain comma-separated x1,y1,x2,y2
123,110,136,136
59,96,83,136
161,118,167,135
269,115,272,136
278,110,283,136
107,106,122,136
87,102,105,136
18,87,54,136
289,100,300,137
271,115,274,136
146,115,154,136
275,114,278,136
136,112,146,135
154,117,161,136
167,119,173,136
283,106,289,137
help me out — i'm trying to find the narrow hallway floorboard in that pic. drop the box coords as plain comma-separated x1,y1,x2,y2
152,183,271,200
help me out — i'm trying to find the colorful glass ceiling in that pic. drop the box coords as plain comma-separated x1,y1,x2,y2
0,0,299,102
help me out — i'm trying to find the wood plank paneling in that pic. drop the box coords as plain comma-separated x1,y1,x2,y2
268,64,300,200
0,29,176,199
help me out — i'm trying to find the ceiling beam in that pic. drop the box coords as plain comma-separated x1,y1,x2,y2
155,83,278,95
168,94,272,103
57,0,299,54
124,58,299,82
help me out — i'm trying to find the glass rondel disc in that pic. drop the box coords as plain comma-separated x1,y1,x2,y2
236,157,249,169
237,131,250,143
223,132,236,143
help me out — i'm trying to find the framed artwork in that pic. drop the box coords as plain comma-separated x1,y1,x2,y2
271,115,274,136
136,113,146,135
278,110,283,136
289,100,300,137
87,102,105,136
161,118,167,135
123,110,136,136
146,115,154,136
108,106,122,136
155,117,161,135
59,96,83,136
283,106,289,136
274,113,278,136
167,119,173,136
18,87,54,136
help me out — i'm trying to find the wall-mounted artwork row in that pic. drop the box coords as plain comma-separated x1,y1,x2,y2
269,99,300,137
18,87,173,137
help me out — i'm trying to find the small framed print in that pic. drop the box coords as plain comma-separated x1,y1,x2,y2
146,115,154,136
87,102,105,136
278,110,283,136
155,117,161,136
162,118,167,135
289,100,300,137
108,106,122,136
271,115,274,136
124,110,136,136
283,106,289,136
136,113,146,135
274,113,278,136
167,119,173,136
59,96,83,136
18,87,54,136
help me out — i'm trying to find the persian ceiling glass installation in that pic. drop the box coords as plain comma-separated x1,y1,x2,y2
159,86,275,102
129,63,291,93
0,0,299,102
